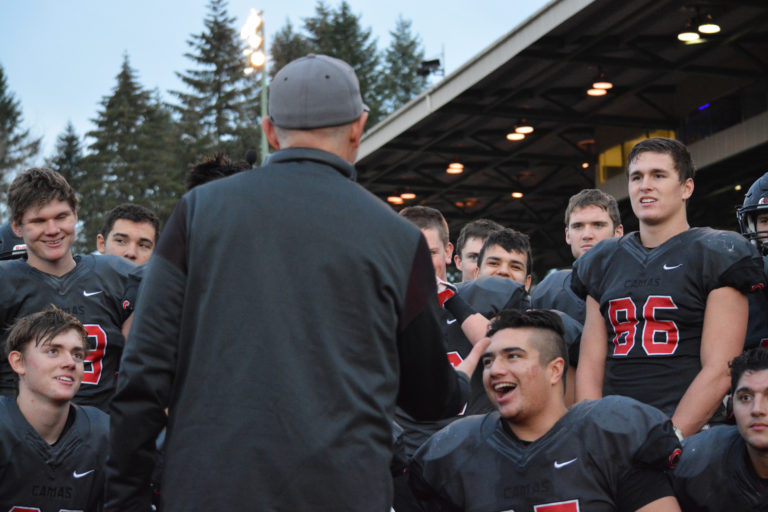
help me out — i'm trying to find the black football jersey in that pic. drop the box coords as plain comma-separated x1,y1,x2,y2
0,255,132,411
531,269,585,324
572,228,766,415
410,395,680,512
673,426,768,511
0,396,109,512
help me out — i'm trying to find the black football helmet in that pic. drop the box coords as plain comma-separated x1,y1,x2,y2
0,221,27,260
737,172,768,255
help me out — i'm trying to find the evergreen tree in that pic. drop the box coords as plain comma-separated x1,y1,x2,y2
378,16,429,113
46,122,85,192
80,56,181,251
269,19,311,78
302,1,384,124
0,63,41,188
172,0,261,163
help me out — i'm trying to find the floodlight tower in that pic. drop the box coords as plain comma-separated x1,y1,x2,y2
241,9,268,163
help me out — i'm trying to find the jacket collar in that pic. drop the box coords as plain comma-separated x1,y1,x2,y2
266,147,357,181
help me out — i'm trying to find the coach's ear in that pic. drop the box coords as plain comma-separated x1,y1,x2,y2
8,351,25,376
261,117,281,150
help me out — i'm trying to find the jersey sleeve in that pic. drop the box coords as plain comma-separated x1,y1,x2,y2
570,238,617,301
704,231,766,294
586,397,682,479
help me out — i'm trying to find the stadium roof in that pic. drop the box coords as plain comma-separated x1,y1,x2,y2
356,0,768,277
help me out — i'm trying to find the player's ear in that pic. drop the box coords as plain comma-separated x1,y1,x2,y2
681,177,694,201
524,274,532,292
11,221,22,238
614,224,624,237
8,351,25,376
473,266,480,280
444,242,454,265
548,357,565,386
96,234,106,254
454,254,462,269
564,227,571,246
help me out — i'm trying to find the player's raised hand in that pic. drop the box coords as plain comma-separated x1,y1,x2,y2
454,336,491,379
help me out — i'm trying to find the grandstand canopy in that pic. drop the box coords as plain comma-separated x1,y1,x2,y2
356,0,768,277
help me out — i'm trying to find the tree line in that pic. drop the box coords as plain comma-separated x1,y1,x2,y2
0,0,431,251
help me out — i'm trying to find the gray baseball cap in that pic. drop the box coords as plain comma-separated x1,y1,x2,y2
268,54,368,129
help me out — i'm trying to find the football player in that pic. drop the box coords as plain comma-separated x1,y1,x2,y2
673,348,768,509
531,189,623,323
96,203,160,266
574,137,765,438
410,309,682,512
473,227,533,290
0,308,109,511
1,168,132,412
0,221,26,261
737,172,768,351
453,218,503,282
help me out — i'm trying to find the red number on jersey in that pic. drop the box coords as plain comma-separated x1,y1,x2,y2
608,298,637,356
642,296,679,355
607,297,680,357
82,324,108,385
534,500,580,511
9,508,42,512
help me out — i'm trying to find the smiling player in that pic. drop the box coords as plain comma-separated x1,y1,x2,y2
409,309,682,512
0,168,133,411
0,308,109,511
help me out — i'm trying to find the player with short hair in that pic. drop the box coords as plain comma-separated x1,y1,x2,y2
399,205,453,282
574,137,765,438
453,219,503,282
474,228,532,290
410,309,682,512
1,167,133,412
673,348,768,510
97,203,160,266
0,308,109,511
532,188,623,323
184,152,251,191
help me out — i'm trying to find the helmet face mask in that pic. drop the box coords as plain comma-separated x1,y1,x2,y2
737,173,768,255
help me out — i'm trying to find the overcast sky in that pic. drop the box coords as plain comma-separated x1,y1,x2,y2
0,0,551,159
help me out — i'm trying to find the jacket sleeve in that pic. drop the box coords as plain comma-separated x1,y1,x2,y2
396,235,470,420
104,198,189,511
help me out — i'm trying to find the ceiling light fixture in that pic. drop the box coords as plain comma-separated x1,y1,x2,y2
387,196,404,205
587,88,607,97
592,70,613,90
400,192,416,200
511,192,524,199
506,132,525,141
446,162,464,174
678,19,700,42
581,162,589,169
514,120,534,134
698,13,720,34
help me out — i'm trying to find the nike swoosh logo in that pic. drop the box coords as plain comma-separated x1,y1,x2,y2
554,458,577,469
663,263,683,270
446,318,457,325
73,469,95,478
82,290,102,297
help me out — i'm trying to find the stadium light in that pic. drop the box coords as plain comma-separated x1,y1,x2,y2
241,8,269,163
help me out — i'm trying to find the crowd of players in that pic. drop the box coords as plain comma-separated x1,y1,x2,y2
1,52,768,512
